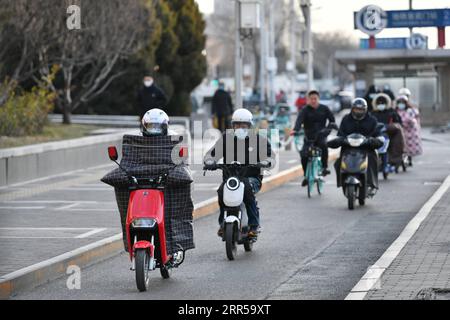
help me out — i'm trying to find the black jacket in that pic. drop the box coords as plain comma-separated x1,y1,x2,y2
205,131,273,180
338,113,379,138
137,85,168,118
212,89,233,116
293,104,335,140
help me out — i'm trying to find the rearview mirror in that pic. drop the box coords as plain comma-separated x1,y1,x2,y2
108,146,118,161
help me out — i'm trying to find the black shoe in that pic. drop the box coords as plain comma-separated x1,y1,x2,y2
301,178,308,187
217,227,224,237
322,168,331,176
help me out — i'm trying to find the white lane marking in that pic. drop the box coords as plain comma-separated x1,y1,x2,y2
0,233,123,282
424,181,441,186
3,201,98,204
287,159,298,164
75,228,107,239
64,209,116,212
0,227,108,239
0,163,113,191
0,227,95,230
55,203,80,210
50,188,111,191
345,174,450,300
0,206,46,210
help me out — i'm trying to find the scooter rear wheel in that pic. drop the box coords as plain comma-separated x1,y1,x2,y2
243,239,253,252
225,224,237,261
135,249,150,292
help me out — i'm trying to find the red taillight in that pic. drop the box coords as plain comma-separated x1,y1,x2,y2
179,146,188,158
108,146,118,161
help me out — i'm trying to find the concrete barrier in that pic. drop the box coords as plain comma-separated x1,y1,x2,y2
0,130,137,187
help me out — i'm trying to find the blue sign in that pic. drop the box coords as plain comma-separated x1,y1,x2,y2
387,9,450,28
360,38,407,49
355,7,450,35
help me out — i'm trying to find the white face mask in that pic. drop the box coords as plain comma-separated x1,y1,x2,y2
377,104,386,111
234,128,248,140
144,80,153,87
398,103,406,110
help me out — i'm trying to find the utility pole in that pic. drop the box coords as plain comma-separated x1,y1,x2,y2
409,0,413,35
259,0,266,106
300,0,314,91
268,0,276,106
289,0,298,102
234,0,243,108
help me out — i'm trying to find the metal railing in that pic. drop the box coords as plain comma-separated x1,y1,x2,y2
48,114,190,132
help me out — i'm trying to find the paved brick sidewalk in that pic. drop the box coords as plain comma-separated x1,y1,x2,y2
366,186,450,300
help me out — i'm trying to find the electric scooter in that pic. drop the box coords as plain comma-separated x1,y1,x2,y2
203,161,271,260
329,134,374,210
107,146,185,292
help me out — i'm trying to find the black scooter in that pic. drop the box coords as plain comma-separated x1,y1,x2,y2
329,134,380,210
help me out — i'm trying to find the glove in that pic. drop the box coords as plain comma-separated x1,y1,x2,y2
327,137,344,149
368,137,384,149
327,123,339,131
203,159,217,170
259,160,271,168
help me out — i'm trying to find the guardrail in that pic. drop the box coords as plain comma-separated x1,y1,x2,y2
47,114,190,133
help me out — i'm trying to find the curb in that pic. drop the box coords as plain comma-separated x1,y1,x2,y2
0,151,338,299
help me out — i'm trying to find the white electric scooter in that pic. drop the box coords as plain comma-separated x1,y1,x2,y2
203,161,270,260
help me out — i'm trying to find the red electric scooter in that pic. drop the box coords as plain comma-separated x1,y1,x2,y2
107,146,185,292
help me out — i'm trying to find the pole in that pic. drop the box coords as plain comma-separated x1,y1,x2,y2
259,0,266,106
409,0,413,35
301,0,314,91
268,0,276,106
234,0,243,108
289,0,298,102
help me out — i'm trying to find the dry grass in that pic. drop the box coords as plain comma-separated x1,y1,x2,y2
0,123,102,149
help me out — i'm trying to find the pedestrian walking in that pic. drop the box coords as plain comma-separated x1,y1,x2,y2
137,75,168,119
212,82,234,132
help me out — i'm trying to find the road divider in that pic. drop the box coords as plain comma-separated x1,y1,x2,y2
0,150,339,299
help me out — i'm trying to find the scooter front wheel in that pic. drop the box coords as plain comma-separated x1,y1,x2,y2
225,224,237,261
160,265,171,279
347,185,355,210
135,249,150,292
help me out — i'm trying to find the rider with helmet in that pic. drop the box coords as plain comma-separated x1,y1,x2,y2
141,108,172,136
334,98,382,194
204,108,274,239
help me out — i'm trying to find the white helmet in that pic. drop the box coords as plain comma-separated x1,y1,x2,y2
398,87,411,97
231,108,253,127
141,108,169,136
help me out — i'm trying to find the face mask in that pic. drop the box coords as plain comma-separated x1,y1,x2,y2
351,111,366,121
235,128,248,140
398,103,406,110
377,104,386,111
144,80,153,87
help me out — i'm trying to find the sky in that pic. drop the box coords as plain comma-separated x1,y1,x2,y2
195,0,450,48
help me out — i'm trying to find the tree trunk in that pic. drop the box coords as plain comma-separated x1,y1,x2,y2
62,107,72,125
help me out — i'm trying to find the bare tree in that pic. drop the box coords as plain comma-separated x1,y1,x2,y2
37,0,155,123
0,0,156,123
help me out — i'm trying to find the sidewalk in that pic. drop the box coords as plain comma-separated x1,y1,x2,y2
365,176,450,300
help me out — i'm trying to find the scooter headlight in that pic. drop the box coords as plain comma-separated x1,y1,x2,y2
131,218,157,229
348,137,365,147
226,177,240,191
